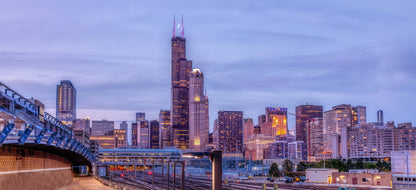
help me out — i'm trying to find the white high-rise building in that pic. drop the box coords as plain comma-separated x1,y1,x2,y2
189,69,209,152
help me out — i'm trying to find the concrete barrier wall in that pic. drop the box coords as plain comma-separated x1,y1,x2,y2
0,146,71,171
0,168,73,190
0,146,74,189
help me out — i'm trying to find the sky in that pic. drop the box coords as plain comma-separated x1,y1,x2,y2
1,1,416,132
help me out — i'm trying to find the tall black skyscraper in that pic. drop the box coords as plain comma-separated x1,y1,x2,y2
171,16,192,149
56,80,76,126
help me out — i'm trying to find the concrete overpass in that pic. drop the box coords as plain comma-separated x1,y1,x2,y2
0,82,94,189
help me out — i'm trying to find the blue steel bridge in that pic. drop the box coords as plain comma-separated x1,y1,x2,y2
0,82,94,189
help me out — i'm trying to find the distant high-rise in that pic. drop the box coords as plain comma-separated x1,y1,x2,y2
138,120,149,149
243,118,254,140
171,17,192,149
295,105,323,143
114,129,126,148
91,120,114,136
254,125,261,135
72,117,91,148
377,110,384,124
149,120,159,149
323,104,354,159
189,69,209,151
308,118,324,159
258,115,266,125
295,104,323,161
217,111,243,156
136,112,145,122
260,107,288,137
159,109,172,148
56,80,76,126
120,121,128,145
352,105,367,127
132,122,138,146
73,117,91,134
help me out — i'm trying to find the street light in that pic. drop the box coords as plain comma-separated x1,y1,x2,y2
182,150,223,190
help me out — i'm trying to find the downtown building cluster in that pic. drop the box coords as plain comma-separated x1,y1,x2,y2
54,21,416,163
240,104,416,163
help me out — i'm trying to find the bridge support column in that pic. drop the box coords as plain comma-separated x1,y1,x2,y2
173,162,176,190
167,161,170,190
161,158,164,190
211,150,222,190
181,160,185,190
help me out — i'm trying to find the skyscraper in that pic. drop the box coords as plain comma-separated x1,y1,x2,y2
308,118,324,159
189,68,209,151
72,117,90,148
295,105,323,143
159,109,172,148
260,107,288,137
138,120,149,149
217,111,243,156
149,120,159,149
171,17,192,149
114,129,126,148
323,104,353,159
295,104,323,160
120,121,128,145
136,112,145,122
352,105,367,127
56,80,76,126
132,122,138,146
243,118,254,140
377,110,384,124
91,120,114,136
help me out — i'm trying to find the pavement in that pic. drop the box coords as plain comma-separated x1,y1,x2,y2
59,177,113,190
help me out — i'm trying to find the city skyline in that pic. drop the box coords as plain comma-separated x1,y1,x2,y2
1,1,416,130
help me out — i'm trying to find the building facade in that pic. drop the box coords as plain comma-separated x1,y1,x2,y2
308,118,324,161
323,104,356,159
264,107,288,136
243,118,254,140
217,111,243,156
138,120,149,149
114,129,126,148
244,134,275,160
56,80,76,126
159,109,172,148
349,124,416,160
189,68,209,152
72,117,91,148
131,122,138,146
91,120,114,136
149,120,159,149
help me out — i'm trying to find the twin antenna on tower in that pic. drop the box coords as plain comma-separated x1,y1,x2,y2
173,14,184,38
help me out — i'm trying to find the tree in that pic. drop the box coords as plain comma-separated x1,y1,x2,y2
297,161,307,172
376,160,382,171
269,163,280,177
346,159,354,171
365,162,376,169
282,159,293,172
355,159,364,169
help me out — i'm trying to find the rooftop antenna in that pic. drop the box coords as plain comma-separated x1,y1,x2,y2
181,14,184,37
173,14,176,37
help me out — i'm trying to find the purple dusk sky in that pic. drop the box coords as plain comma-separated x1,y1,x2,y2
1,1,416,132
